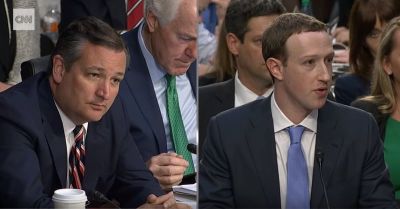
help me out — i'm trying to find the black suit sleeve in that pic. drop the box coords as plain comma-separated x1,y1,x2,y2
0,120,53,207
199,116,235,208
107,98,164,208
358,115,397,208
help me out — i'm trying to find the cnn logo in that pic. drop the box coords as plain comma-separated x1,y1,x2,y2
13,9,35,30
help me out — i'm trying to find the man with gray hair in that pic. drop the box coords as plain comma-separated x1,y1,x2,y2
120,0,197,189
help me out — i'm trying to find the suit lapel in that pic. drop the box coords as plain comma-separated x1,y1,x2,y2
215,79,235,109
83,122,108,190
123,28,167,152
310,101,343,207
38,78,68,188
246,97,281,208
187,63,197,97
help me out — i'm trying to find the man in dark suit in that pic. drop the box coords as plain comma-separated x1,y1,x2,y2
0,0,15,91
120,0,197,189
198,0,286,152
199,13,397,208
60,0,126,32
0,17,178,208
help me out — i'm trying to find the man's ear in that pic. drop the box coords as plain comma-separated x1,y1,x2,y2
52,55,65,84
146,10,159,32
266,57,284,81
226,33,240,56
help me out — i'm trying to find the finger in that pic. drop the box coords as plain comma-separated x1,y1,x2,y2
146,194,158,204
162,192,176,208
157,165,187,176
147,192,174,205
153,155,189,167
175,203,191,209
157,174,184,186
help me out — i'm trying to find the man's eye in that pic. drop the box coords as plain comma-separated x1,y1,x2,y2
111,78,121,85
304,60,315,65
89,73,99,77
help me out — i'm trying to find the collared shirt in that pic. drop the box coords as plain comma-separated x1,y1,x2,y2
271,93,317,209
234,72,273,107
138,24,198,168
54,101,88,187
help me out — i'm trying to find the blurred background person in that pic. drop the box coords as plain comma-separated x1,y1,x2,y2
0,0,40,92
334,0,400,105
352,16,400,204
197,0,230,76
198,0,286,152
60,0,128,32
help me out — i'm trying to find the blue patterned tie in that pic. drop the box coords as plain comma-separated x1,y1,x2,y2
286,125,310,209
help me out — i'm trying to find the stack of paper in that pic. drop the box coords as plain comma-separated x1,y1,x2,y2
173,183,197,203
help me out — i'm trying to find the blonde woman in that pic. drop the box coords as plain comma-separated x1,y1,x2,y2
352,16,400,203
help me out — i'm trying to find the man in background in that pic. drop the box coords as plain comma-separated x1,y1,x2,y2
199,0,286,150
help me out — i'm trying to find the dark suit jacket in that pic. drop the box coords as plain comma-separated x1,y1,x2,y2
0,72,163,208
0,0,15,82
351,99,390,139
119,26,197,162
199,79,234,154
60,0,126,32
199,96,396,208
334,73,370,106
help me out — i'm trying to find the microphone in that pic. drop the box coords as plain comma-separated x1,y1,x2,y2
316,150,330,209
187,143,197,154
87,190,120,208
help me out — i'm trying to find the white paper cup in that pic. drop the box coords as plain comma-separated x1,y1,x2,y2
52,189,87,209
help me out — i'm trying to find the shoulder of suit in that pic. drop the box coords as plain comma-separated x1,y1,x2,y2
199,79,233,93
323,100,375,122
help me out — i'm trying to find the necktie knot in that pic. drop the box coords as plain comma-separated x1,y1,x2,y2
73,125,84,144
166,74,176,88
288,125,305,144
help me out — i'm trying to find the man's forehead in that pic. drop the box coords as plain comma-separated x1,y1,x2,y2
286,31,333,56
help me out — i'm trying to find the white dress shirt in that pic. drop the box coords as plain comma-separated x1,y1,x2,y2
55,102,88,187
234,72,273,107
271,93,317,209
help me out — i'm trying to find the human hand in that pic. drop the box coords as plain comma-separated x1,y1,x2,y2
138,192,175,209
0,82,11,92
333,49,349,63
332,27,349,45
147,153,189,190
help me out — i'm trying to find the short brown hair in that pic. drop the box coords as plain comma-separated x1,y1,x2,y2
50,16,128,72
262,13,327,65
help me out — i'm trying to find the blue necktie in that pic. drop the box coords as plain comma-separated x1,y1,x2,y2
286,125,310,209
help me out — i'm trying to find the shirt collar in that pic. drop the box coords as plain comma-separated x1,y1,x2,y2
54,101,88,139
138,23,166,83
271,93,318,133
235,72,273,106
